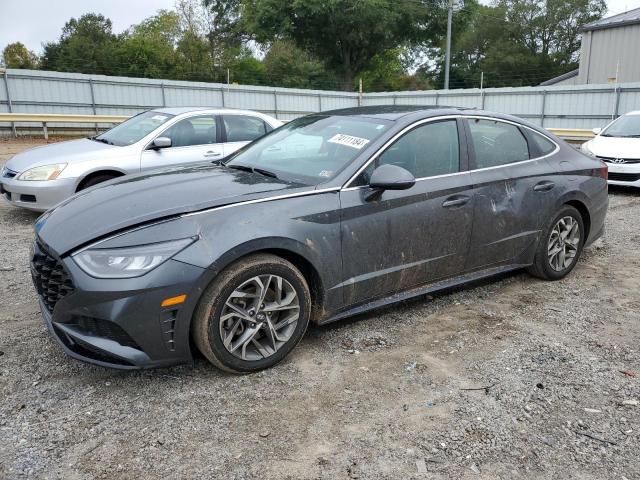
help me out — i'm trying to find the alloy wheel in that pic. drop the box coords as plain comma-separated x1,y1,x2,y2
219,274,300,361
547,216,580,272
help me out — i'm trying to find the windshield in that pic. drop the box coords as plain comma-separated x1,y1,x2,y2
95,111,175,146
224,115,392,185
601,114,640,138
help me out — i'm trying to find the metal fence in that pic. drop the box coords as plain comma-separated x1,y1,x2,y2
2,68,640,133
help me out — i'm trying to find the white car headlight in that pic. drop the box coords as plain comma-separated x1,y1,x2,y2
72,238,195,279
581,142,596,158
17,163,67,181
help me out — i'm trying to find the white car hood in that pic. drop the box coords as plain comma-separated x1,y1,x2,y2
4,138,126,173
588,135,640,159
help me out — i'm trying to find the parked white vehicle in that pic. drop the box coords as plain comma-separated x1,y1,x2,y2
0,108,282,211
581,110,640,187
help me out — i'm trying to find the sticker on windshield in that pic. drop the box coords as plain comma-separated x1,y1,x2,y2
152,115,168,121
318,170,333,178
328,134,370,149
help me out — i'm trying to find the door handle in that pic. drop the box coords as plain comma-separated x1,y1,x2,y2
204,151,222,158
442,195,470,208
533,181,555,192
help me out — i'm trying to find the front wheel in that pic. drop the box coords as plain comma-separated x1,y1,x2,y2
527,205,585,280
192,253,311,373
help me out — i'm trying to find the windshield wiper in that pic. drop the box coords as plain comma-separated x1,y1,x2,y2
89,136,113,145
227,164,279,179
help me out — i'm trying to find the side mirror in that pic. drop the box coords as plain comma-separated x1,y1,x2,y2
369,164,416,191
592,127,602,135
151,137,172,150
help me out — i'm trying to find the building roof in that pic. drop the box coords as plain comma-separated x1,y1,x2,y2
539,69,579,86
582,7,640,32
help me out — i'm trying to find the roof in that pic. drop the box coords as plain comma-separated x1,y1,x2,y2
539,69,579,86
582,7,640,32
318,105,465,120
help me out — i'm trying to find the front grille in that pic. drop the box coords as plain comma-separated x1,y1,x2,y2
598,156,640,164
608,172,640,182
31,242,75,314
69,315,141,350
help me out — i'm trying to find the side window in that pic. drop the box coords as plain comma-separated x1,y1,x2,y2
224,115,267,142
352,120,459,186
467,119,529,169
529,132,557,156
161,115,217,148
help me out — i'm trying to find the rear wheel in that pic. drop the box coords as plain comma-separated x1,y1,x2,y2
527,205,584,280
192,253,311,373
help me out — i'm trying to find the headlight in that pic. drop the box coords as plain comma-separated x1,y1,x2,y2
581,142,596,157
72,238,195,278
17,163,67,181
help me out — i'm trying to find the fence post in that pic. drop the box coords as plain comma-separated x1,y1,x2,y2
318,94,322,112
358,78,363,106
614,84,621,118
540,90,547,127
273,89,279,119
220,86,226,107
42,122,48,140
434,91,439,106
88,78,99,135
160,83,167,107
2,70,17,137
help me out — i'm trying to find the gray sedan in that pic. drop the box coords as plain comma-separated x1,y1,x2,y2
1,107,282,211
31,106,608,372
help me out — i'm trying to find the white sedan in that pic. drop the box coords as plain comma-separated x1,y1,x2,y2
0,108,282,211
581,110,640,187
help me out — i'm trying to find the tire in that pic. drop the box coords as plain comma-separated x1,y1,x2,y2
78,173,118,191
527,205,585,280
192,253,311,373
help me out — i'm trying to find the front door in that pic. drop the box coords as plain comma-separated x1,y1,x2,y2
464,117,558,269
141,114,223,170
339,119,475,307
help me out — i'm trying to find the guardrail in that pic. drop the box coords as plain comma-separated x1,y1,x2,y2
0,113,596,142
0,113,128,139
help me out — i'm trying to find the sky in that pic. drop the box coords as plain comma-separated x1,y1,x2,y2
1,0,640,54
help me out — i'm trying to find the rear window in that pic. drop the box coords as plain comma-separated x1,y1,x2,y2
468,119,529,169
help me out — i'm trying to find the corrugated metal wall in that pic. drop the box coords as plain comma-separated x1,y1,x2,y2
2,69,640,132
578,24,640,84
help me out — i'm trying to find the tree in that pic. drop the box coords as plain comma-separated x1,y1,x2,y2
423,0,607,88
262,40,336,89
2,42,39,69
117,10,181,78
40,14,120,74
241,0,442,90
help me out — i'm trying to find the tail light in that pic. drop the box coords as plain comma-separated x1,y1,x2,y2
599,162,608,180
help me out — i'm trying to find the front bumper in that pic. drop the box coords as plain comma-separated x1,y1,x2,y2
0,176,76,212
32,242,211,369
605,162,640,187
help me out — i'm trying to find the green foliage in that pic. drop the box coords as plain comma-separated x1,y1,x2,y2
2,0,608,91
2,42,38,69
241,0,442,90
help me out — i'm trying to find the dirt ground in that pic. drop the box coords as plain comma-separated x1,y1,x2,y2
0,137,639,479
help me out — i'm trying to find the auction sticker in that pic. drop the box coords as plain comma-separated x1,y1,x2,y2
328,134,370,149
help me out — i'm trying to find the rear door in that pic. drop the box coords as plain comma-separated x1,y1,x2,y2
221,115,269,157
463,117,559,270
339,118,475,306
141,114,223,170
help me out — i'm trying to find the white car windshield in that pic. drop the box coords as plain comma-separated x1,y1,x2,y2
601,115,640,138
94,111,175,146
224,115,392,185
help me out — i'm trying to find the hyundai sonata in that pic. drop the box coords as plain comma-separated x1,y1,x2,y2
30,106,608,372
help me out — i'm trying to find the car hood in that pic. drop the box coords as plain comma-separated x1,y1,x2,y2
36,163,309,255
5,138,121,172
588,135,640,159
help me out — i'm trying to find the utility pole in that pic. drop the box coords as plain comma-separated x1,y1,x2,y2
444,0,454,90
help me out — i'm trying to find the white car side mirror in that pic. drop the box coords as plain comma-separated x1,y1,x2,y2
151,137,172,149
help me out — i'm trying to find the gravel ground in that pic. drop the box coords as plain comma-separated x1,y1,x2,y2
1,138,639,479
